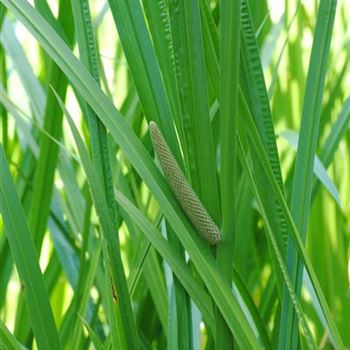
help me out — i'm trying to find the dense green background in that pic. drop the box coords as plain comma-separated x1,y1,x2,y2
0,0,349,349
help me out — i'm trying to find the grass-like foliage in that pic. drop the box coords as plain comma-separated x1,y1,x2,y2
0,0,349,349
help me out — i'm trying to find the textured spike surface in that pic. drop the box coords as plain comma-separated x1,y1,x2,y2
149,121,221,245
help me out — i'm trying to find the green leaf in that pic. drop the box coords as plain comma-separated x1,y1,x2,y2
1,19,45,123
27,0,74,252
0,320,25,350
107,0,181,162
216,0,241,348
240,0,287,255
53,91,140,350
79,316,104,350
168,0,220,222
281,1,338,348
0,146,62,350
238,96,344,349
318,96,350,169
115,191,215,331
238,139,317,350
279,129,341,207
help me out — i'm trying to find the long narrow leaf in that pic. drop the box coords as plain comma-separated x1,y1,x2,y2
281,1,338,348
0,146,61,350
